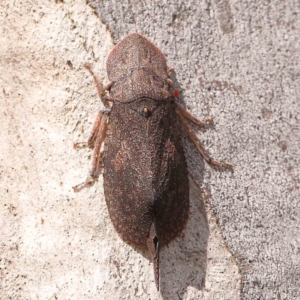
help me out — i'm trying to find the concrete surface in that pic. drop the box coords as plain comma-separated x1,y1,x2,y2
1,0,299,299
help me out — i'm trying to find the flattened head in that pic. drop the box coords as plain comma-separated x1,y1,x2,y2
106,33,168,83
106,33,172,102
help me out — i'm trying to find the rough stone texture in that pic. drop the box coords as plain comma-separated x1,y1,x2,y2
0,0,298,300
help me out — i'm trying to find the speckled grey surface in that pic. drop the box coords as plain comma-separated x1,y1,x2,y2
88,0,300,299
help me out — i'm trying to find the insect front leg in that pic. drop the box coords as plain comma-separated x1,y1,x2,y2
84,62,113,108
73,110,109,192
175,104,232,169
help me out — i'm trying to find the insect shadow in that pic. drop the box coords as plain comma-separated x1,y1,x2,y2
129,133,209,299
158,73,209,298
159,180,209,298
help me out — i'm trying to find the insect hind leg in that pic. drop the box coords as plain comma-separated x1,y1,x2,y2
175,105,232,169
73,110,109,192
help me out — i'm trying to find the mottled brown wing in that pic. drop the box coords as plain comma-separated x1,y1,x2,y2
103,100,154,247
103,99,189,247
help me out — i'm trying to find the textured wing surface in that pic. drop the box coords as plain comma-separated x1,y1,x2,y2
103,101,154,246
103,99,189,247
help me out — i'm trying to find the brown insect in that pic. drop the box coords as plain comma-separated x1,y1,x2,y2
74,33,231,290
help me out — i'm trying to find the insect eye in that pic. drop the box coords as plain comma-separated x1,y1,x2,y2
139,106,151,118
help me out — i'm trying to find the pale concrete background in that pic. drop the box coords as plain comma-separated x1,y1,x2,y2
0,0,299,299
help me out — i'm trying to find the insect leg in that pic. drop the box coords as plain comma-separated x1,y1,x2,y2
84,62,112,108
167,66,174,75
176,108,232,169
175,103,213,126
73,111,109,192
73,110,103,149
89,112,108,177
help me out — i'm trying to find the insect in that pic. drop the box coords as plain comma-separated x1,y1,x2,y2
74,33,231,290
